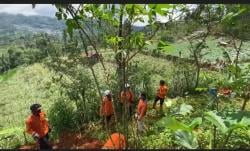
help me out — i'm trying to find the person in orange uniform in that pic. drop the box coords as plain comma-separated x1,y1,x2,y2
120,83,134,118
102,132,126,149
153,80,168,111
25,104,52,149
136,92,148,133
100,90,114,128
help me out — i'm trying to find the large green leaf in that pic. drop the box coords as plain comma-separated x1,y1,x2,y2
158,117,191,131
176,103,193,116
157,40,175,53
189,117,202,130
228,116,250,130
204,111,228,133
148,4,171,16
175,130,199,149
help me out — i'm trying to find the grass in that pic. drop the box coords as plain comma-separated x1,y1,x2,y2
0,63,60,149
0,69,17,82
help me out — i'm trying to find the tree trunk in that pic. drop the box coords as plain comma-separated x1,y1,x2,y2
234,40,243,78
241,97,249,111
115,4,125,116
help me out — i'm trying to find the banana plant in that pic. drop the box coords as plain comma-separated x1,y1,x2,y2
204,111,250,148
156,116,202,149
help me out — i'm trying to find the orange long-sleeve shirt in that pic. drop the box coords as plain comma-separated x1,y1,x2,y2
25,111,49,138
120,90,134,105
102,133,126,149
157,85,168,99
100,96,114,116
137,99,147,120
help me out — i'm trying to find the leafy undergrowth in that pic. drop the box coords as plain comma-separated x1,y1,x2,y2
140,96,250,149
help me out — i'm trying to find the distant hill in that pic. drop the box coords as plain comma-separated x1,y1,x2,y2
0,13,65,35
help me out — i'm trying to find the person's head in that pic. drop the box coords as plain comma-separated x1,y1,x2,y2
140,92,146,100
160,80,165,86
30,103,42,116
125,83,130,90
104,90,112,99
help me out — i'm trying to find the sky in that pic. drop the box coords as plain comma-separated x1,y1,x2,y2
0,4,184,26
0,4,57,17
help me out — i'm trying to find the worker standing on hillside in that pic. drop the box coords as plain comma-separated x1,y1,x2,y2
153,80,168,114
136,92,148,133
100,90,114,129
25,104,52,149
120,83,134,119
102,129,126,149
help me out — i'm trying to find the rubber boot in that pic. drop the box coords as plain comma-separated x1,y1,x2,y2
153,102,156,109
160,105,165,117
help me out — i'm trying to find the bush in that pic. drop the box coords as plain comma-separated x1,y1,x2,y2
127,61,155,100
48,98,77,138
168,62,196,97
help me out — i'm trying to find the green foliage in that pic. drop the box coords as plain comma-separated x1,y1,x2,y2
127,61,155,99
175,103,194,116
0,127,28,149
175,130,199,149
0,69,17,82
221,5,250,40
204,111,228,133
48,98,77,137
169,62,196,97
0,33,61,73
158,117,191,131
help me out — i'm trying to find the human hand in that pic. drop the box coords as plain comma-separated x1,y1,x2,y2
32,132,40,141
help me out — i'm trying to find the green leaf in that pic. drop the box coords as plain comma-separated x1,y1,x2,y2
204,111,228,133
63,13,67,19
175,130,199,149
55,12,62,20
176,103,193,116
65,19,78,38
148,4,157,9
158,117,191,131
189,117,202,130
195,87,208,92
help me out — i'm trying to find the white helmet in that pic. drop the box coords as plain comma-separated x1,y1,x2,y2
104,90,111,96
125,83,130,88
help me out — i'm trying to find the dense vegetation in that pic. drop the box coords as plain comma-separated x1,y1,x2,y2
0,4,249,149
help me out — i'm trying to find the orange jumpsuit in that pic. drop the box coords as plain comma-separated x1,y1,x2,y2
102,133,126,149
25,111,49,138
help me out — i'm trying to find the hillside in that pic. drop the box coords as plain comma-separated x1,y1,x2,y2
0,4,250,150
0,13,65,35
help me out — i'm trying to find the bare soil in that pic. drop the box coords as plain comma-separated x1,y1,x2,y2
19,131,104,149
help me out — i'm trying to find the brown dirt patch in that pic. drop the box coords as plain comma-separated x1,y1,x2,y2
18,131,104,149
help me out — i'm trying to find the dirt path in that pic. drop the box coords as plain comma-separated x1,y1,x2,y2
19,132,104,149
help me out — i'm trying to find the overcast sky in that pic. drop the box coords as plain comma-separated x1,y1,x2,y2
0,4,57,17
0,4,182,26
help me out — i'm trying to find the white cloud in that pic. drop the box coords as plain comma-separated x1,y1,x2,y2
0,4,57,17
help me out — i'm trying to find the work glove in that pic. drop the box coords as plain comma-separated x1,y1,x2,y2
134,113,138,120
32,132,40,141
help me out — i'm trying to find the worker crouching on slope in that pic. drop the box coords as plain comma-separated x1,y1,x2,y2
153,80,168,113
120,83,134,119
25,104,52,149
100,90,114,129
136,92,148,133
102,129,126,149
